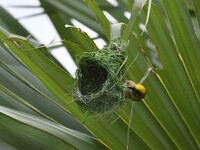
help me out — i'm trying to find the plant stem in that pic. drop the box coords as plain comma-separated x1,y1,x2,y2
122,0,147,43
126,101,135,150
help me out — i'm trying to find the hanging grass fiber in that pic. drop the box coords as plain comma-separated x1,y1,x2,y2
74,39,127,113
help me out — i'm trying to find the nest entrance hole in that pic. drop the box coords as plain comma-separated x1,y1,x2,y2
78,61,108,95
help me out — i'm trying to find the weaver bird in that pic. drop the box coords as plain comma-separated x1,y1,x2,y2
125,80,146,101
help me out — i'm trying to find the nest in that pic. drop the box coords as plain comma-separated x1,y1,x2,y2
74,39,127,113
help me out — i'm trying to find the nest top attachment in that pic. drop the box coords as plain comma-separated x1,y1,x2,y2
74,39,127,113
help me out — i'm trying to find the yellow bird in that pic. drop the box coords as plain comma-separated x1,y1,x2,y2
124,67,153,101
125,80,146,101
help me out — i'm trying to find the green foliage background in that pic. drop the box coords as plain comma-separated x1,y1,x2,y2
0,0,199,149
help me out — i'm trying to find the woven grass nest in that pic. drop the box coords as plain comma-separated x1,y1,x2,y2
74,39,127,113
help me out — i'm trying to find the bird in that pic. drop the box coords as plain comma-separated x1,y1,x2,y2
125,80,146,101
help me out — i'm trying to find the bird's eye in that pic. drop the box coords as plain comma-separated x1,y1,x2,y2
128,86,135,90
